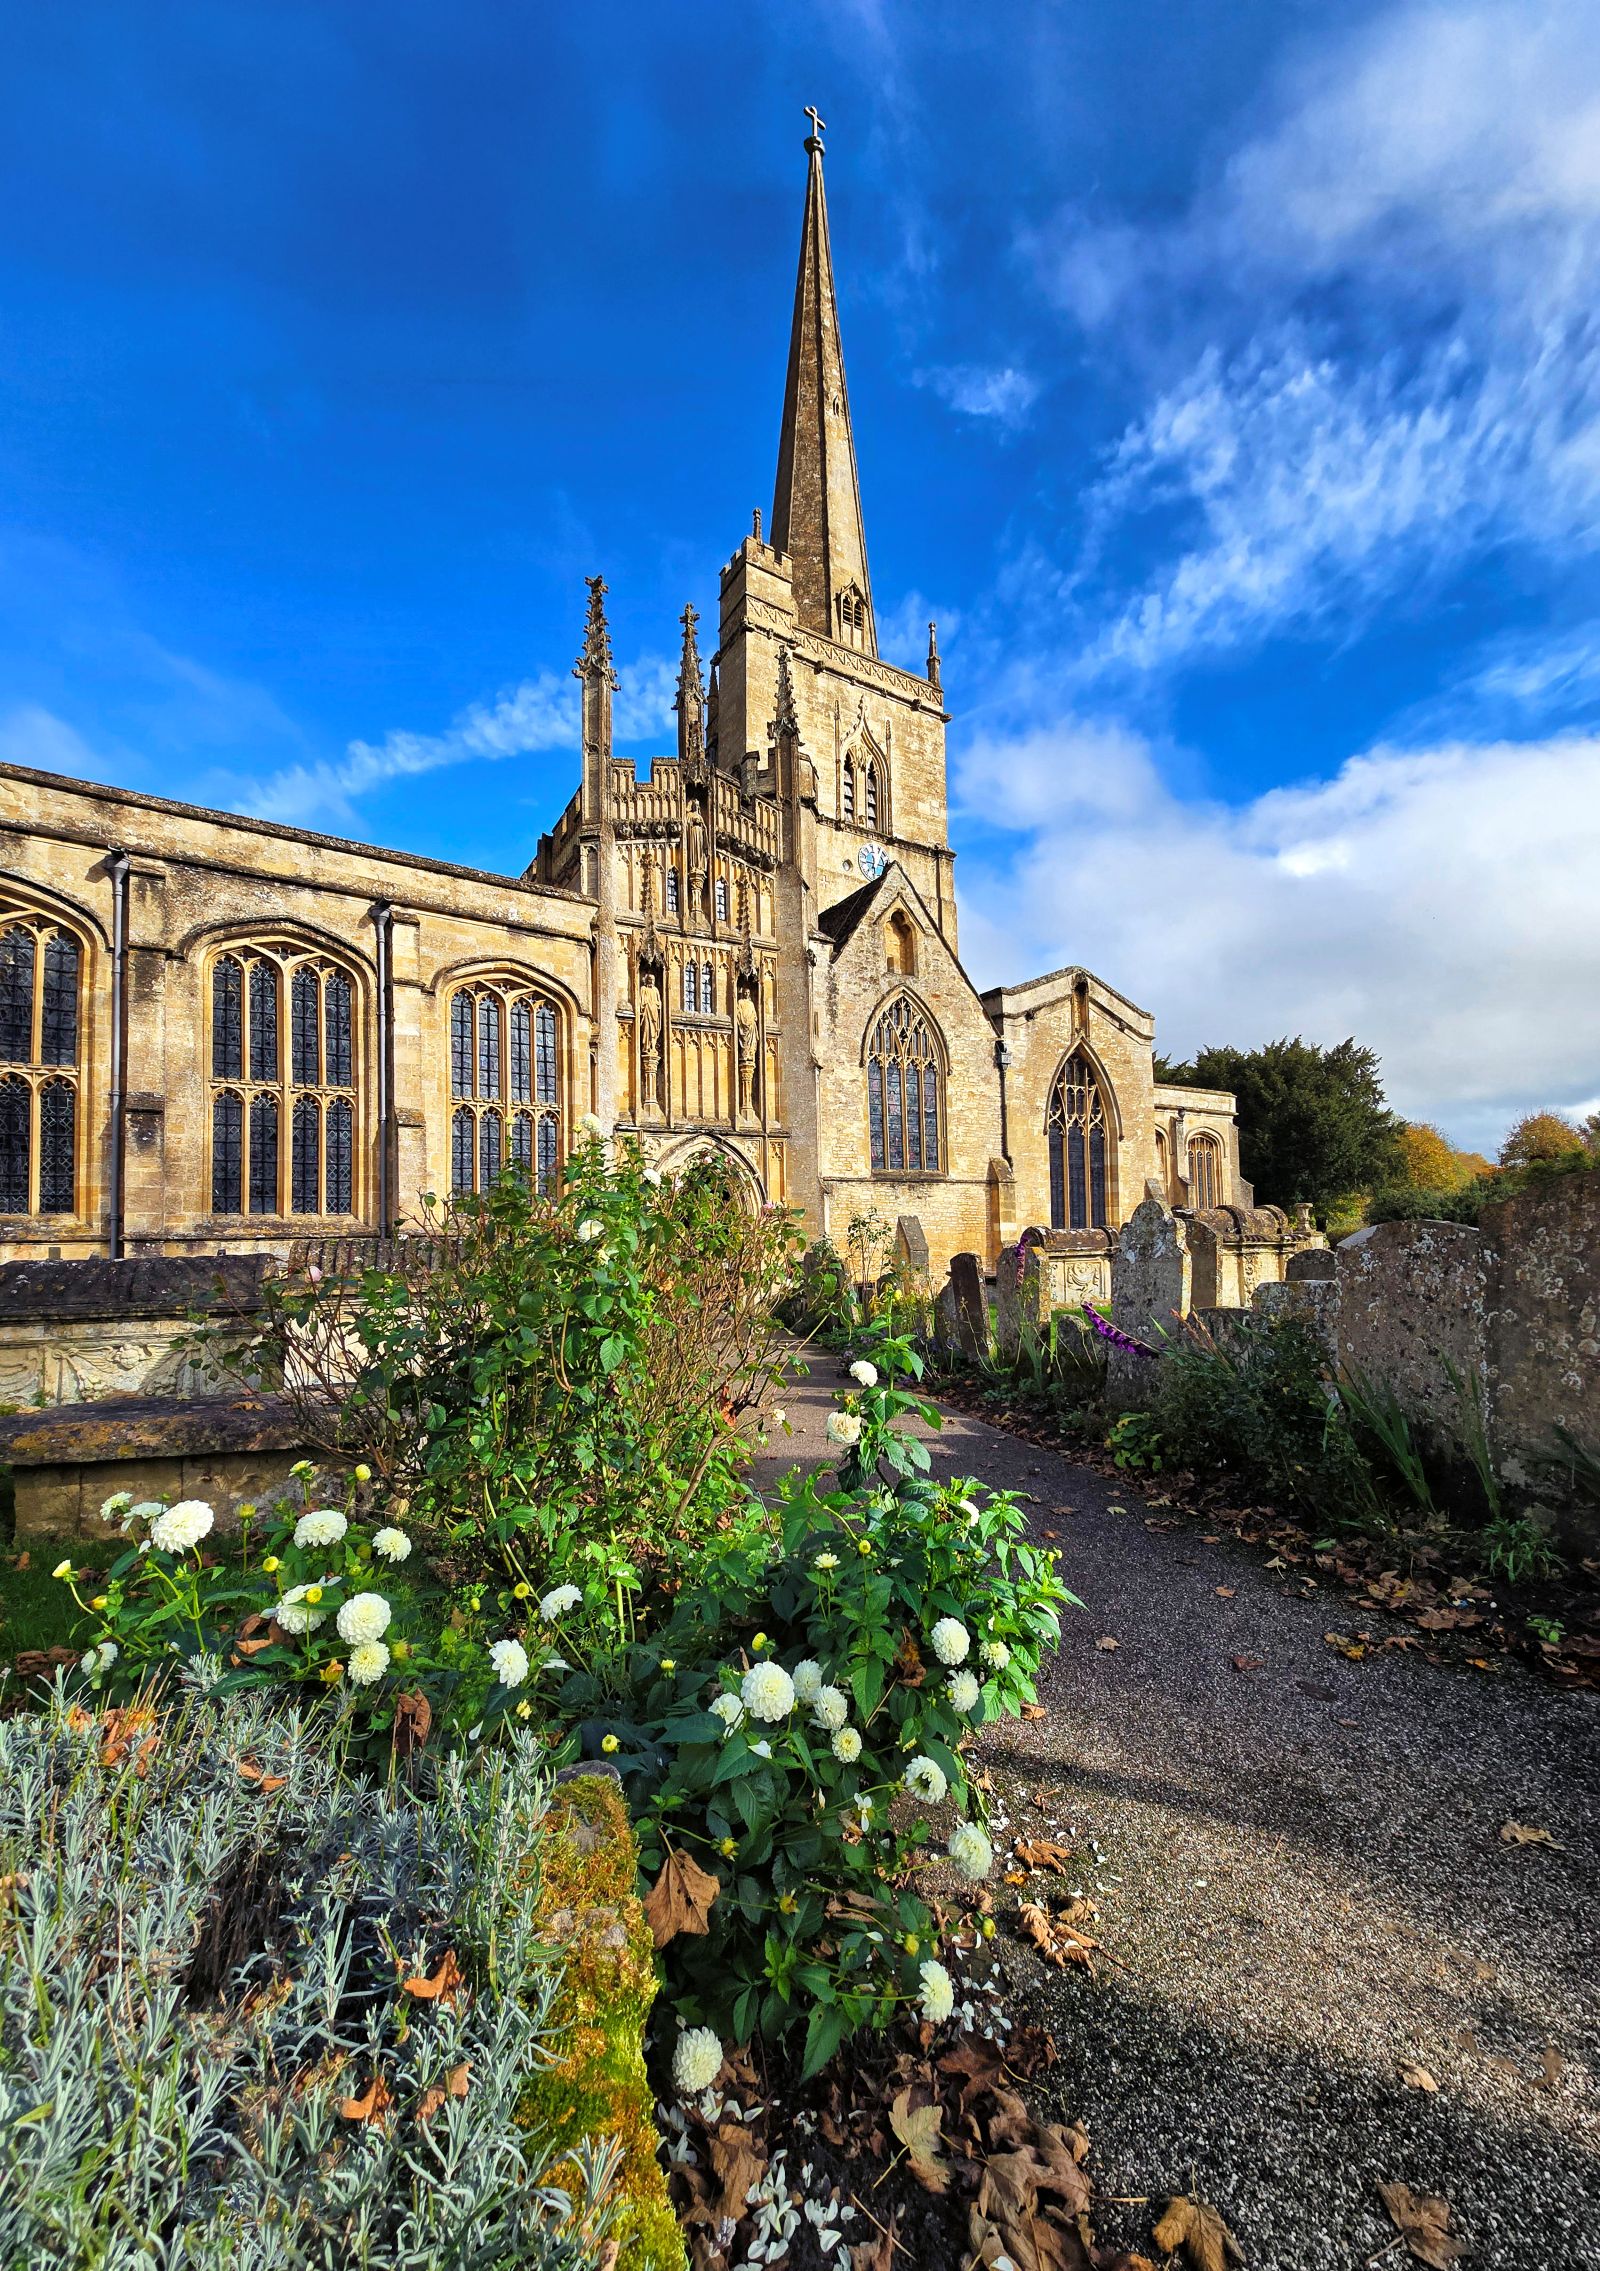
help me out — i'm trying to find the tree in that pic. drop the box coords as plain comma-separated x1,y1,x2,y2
1394,1122,1467,1191
1158,1036,1402,1219
1499,1111,1587,1170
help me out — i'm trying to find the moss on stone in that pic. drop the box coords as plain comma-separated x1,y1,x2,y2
516,1773,685,2271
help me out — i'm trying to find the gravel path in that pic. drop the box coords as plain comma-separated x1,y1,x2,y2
752,1354,1600,2271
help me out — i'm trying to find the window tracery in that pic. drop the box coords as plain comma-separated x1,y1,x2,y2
209,944,357,1217
0,903,85,1218
866,997,942,1175
448,978,562,1197
1188,1132,1223,1211
1048,1054,1111,1230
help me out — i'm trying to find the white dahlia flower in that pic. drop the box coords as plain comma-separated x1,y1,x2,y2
577,1112,604,1139
948,1820,994,1881
489,1637,530,1689
948,1670,980,1714
99,1490,133,1528
149,1500,215,1554
372,1526,412,1562
905,1755,948,1805
346,1639,391,1686
709,1692,745,1732
540,1583,583,1620
575,1218,604,1244
294,1508,347,1551
825,1411,863,1448
979,1638,1010,1670
831,1725,862,1763
81,1639,118,1679
811,1685,849,1733
930,1616,970,1666
275,1586,327,1635
672,2025,723,2095
336,1591,392,1646
918,1958,955,2025
642,1165,663,1186
849,1359,879,1388
741,1662,795,1722
812,1551,839,1572
792,1658,824,1703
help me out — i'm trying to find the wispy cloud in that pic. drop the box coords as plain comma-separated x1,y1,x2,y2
241,654,675,832
917,363,1041,428
1027,0,1600,683
954,721,1600,1152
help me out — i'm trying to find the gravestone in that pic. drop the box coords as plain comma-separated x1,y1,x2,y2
1108,1196,1191,1403
946,1251,988,1361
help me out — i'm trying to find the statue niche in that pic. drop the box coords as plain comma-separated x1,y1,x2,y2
637,961,664,1116
734,983,760,1121
685,799,709,919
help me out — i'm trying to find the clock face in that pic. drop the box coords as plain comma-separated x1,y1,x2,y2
858,842,888,880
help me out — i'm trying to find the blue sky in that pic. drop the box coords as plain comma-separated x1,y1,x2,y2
3,0,1598,1150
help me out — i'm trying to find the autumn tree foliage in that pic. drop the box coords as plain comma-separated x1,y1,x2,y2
1499,1111,1589,1169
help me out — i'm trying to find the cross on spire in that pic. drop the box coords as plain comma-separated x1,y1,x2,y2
804,104,826,148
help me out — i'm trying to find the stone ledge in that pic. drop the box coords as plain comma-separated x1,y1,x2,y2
0,1392,301,1468
0,1255,267,1325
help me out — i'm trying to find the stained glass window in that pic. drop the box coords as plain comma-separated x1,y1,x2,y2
451,1105,474,1195
326,1098,353,1215
212,1092,243,1214
1047,1055,1110,1230
511,1111,533,1175
291,1095,320,1214
1188,1135,1222,1211
0,1073,29,1212
702,961,715,1015
477,996,500,1099
534,1003,557,1105
451,993,473,1098
479,1108,502,1192
682,962,696,1014
665,866,680,913
866,999,942,1174
211,949,357,1217
291,966,319,1086
715,877,729,921
248,1095,278,1214
248,962,279,1083
0,907,87,1216
510,999,532,1104
325,970,353,1089
537,1111,559,1195
448,981,561,1196
213,956,244,1081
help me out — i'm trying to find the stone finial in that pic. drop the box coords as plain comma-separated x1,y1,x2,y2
573,575,618,687
771,645,800,743
675,603,707,772
926,620,941,691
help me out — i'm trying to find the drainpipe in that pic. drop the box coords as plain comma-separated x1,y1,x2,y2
107,850,130,1260
372,903,394,1235
996,1037,1012,1165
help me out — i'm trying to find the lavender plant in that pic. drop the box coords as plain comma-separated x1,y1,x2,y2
0,1685,619,2269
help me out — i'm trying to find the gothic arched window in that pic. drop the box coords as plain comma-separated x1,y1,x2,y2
1048,1054,1111,1230
1188,1132,1223,1211
0,903,85,1219
449,979,561,1196
866,997,942,1174
665,865,680,915
1154,1127,1170,1194
210,945,358,1218
715,876,729,922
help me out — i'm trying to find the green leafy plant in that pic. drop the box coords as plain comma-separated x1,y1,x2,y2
1337,1367,1437,1518
1106,1408,1165,1472
1481,1512,1564,1588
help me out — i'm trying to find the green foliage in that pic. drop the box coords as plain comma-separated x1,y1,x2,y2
783,1211,925,1344
1499,1109,1589,1169
214,1138,801,1602
1106,1408,1165,1472
0,1687,619,2270
1337,1366,1436,1517
1480,1512,1564,1587
1159,1035,1402,1221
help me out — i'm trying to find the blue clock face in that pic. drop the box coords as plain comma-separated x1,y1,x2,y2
858,842,887,880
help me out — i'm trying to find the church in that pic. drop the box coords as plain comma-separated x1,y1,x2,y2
0,122,1244,1280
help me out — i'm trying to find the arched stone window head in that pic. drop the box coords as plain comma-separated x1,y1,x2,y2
884,909,917,978
0,902,85,1218
1047,1053,1111,1230
1188,1132,1223,1211
866,997,942,1175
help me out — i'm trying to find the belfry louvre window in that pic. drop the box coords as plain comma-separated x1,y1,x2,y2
866,997,942,1175
449,980,561,1197
210,946,357,1217
1188,1133,1223,1211
0,904,85,1217
1048,1054,1110,1231
863,762,879,829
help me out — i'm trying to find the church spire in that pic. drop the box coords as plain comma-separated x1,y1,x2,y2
770,109,876,656
675,602,707,774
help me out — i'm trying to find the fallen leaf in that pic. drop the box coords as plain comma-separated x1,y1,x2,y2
707,2119,765,2221
99,1707,160,1776
1018,1901,1099,1972
1020,1701,1048,1721
889,2088,949,2193
1152,2194,1242,2269
417,2061,470,2122
643,1847,722,1947
1096,1636,1120,1652
1014,1839,1076,1872
1499,1820,1564,1850
391,1688,433,1759
1400,2062,1439,2093
1537,2044,1564,2092
237,1759,288,1793
1377,2178,1467,2267
850,2212,899,2271
336,2073,394,2123
1215,1586,1236,1599
1231,1655,1263,1674
402,1951,464,2004
1323,1631,1366,1661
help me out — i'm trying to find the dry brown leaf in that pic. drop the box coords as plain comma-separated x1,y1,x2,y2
402,1950,464,2004
1537,2044,1564,2092
237,1758,288,1793
1014,1838,1076,1872
1499,1820,1564,1850
889,2087,949,2193
99,1707,161,1776
1215,1586,1236,1599
1152,2194,1242,2270
1020,1701,1048,1720
1377,2179,1467,2267
417,2061,470,2123
1400,2062,1439,2093
1096,1636,1120,1652
643,1847,722,1948
707,2120,765,2223
336,2073,394,2124
1018,1901,1098,1971
850,2212,899,2271
391,1688,433,1759
1231,1655,1263,1674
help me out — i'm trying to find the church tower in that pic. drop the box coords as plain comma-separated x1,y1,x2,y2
712,113,956,945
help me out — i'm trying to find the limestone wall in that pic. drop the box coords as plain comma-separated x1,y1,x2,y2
1481,1171,1600,1498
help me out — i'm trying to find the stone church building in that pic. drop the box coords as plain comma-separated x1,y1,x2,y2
0,126,1245,1281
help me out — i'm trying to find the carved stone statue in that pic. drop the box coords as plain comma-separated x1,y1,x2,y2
686,809,709,913
637,970,663,1112
735,991,759,1119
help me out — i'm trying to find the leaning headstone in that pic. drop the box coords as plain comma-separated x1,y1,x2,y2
947,1251,988,1362
994,1238,1048,1359
1107,1195,1191,1404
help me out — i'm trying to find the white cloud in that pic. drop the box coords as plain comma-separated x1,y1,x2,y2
954,723,1600,1153
0,703,111,779
1032,0,1600,681
918,363,1041,428
243,653,675,832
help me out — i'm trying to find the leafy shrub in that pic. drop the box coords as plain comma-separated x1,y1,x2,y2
1481,1512,1565,1587
212,1136,801,1597
0,1687,619,2270
475,1347,1074,2076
